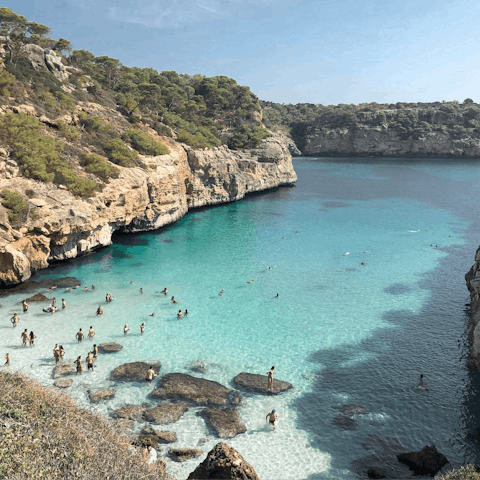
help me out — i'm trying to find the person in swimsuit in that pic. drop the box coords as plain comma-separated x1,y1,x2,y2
106,294,111,303
4,353,11,366
177,310,183,318
171,296,178,304
140,321,145,334
96,306,103,315
267,366,275,392
76,329,85,343
124,324,130,335
59,345,65,359
62,299,66,309
74,356,82,375
29,331,37,347
22,300,29,312
53,345,60,364
184,309,188,316
84,286,88,292
88,326,95,339
275,293,279,298
266,409,278,426
92,284,96,290
161,288,167,295
21,329,28,346
93,344,98,358
140,288,143,294
246,280,255,284
86,352,95,371
10,313,19,327
52,298,56,306
146,366,157,383
150,312,156,317
219,289,225,296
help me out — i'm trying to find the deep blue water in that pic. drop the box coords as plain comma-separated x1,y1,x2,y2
2,157,480,479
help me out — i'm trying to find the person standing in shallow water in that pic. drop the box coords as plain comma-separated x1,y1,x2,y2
266,408,278,426
10,313,19,327
21,329,28,347
62,298,66,309
76,329,84,343
140,321,145,334
267,366,275,392
4,353,11,366
75,356,82,375
124,324,130,335
88,326,95,340
29,331,36,347
22,300,29,312
96,305,103,315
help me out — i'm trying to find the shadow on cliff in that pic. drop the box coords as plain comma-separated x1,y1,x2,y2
292,243,480,479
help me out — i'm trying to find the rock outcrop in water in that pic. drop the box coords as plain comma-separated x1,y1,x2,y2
187,442,260,480
233,372,293,394
397,445,448,477
110,361,161,382
465,247,480,371
0,129,296,286
200,407,247,438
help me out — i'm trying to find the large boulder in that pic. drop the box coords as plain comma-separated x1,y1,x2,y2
342,404,367,415
54,379,73,388
113,405,146,421
170,448,203,463
52,362,75,378
27,293,51,302
143,403,189,425
233,372,293,394
187,442,260,480
98,343,123,353
89,387,115,403
151,373,237,406
110,361,161,382
397,445,449,477
201,407,246,438
140,426,177,444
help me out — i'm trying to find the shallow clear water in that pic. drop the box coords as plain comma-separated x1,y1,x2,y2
2,157,480,479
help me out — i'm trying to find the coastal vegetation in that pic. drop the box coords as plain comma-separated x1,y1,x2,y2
0,188,28,224
0,371,171,479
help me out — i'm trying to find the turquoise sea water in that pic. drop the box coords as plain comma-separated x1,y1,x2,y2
2,157,480,479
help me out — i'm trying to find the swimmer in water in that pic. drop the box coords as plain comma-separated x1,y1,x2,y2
84,286,88,292
10,313,19,327
219,289,225,295
177,310,183,318
74,356,82,375
62,298,66,309
146,366,157,383
93,344,98,358
150,312,156,317
49,285,57,290
417,374,429,390
140,321,145,334
22,299,29,312
52,298,56,306
266,409,278,426
171,296,178,304
281,237,285,240
123,324,130,335
268,266,273,269
21,329,28,347
361,262,366,266
140,288,143,294
161,288,168,295
76,329,84,343
92,284,96,290
96,305,103,316
184,309,188,316
129,281,134,284
88,326,95,339
246,280,255,284
5,353,11,366
275,293,279,298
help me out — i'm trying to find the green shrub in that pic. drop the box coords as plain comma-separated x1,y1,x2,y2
25,189,35,198
0,69,15,96
57,120,79,141
153,123,172,137
0,113,98,197
81,152,120,181
39,91,57,108
78,111,111,133
122,129,169,156
104,138,138,167
1,189,28,224
228,125,271,149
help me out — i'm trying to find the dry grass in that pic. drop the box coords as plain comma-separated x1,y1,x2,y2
435,465,480,480
0,371,173,480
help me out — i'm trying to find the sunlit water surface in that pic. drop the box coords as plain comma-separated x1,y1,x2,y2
2,157,480,479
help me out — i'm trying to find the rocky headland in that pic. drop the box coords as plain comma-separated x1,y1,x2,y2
465,247,480,371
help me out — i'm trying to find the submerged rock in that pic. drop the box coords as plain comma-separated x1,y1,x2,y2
187,442,260,480
151,373,236,406
334,414,356,430
98,343,123,353
140,426,177,444
52,362,75,378
110,361,161,382
143,403,189,424
342,404,367,415
89,387,115,403
54,378,73,388
113,405,146,421
397,445,449,477
27,293,51,302
169,448,203,463
367,467,386,479
233,372,293,394
201,407,246,438
187,360,208,373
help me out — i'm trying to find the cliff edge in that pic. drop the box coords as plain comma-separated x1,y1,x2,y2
0,133,296,287
464,247,480,371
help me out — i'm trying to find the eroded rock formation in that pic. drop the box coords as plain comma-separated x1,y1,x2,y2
465,247,480,371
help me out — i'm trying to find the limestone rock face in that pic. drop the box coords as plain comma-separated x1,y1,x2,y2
187,442,260,480
397,445,448,477
143,403,189,424
21,44,69,82
110,361,161,382
201,407,247,438
465,246,480,371
233,372,293,394
151,373,236,406
0,134,296,287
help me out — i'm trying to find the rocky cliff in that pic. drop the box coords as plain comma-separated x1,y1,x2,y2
465,248,480,371
0,133,296,287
